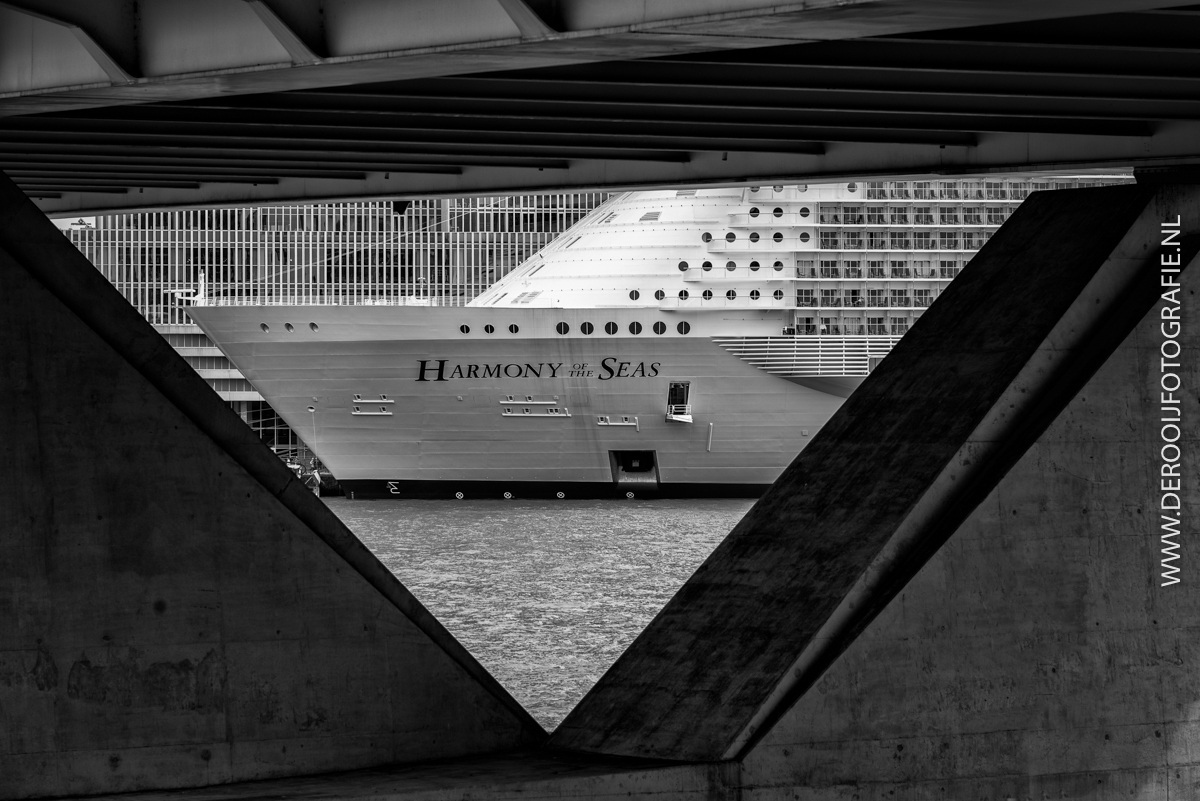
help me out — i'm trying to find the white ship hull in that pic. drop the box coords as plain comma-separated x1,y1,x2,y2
189,304,860,498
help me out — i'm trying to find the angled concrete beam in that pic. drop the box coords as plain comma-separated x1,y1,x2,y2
551,183,1200,761
0,0,137,82
243,0,324,65
495,0,560,38
0,169,543,797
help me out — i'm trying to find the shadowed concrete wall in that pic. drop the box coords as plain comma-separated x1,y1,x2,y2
553,184,1199,762
739,210,1200,798
0,177,543,798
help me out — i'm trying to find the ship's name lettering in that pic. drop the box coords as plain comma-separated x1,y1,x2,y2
415,358,660,381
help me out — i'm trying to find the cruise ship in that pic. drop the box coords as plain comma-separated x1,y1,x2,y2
187,180,1118,499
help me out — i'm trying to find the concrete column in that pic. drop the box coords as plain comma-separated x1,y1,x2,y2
0,174,542,799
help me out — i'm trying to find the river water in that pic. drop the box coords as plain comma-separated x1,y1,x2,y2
325,497,753,731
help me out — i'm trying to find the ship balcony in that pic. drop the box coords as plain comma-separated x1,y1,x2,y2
665,404,693,423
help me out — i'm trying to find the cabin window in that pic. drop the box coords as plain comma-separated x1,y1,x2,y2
654,289,665,300
629,322,642,335
653,321,666,334
629,290,640,300
678,289,689,300
484,324,495,334
508,324,519,334
581,322,594,335
556,322,569,335
677,321,691,334
605,321,618,335
460,324,470,334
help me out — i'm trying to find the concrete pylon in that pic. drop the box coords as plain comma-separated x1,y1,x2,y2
0,175,543,799
553,183,1200,773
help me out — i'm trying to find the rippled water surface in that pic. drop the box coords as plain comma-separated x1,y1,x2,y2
325,497,753,730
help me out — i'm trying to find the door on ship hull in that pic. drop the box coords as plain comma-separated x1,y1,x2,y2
609,450,659,486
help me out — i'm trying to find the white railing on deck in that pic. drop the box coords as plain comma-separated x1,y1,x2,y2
712,335,901,377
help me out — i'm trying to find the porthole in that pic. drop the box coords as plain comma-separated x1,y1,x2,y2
749,207,760,217
799,232,810,243
773,186,783,192
726,261,736,271
773,261,784,271
605,321,618,335
702,232,713,242
653,321,666,335
799,207,810,218
508,323,519,334
556,321,569,335
847,181,857,192
654,289,665,300
307,406,315,413
284,322,294,332
798,185,808,192
678,289,690,300
749,186,760,193
260,323,269,332
460,324,470,334
702,261,713,271
726,289,737,300
309,322,319,332
581,321,594,335
725,232,736,243
629,289,640,300
678,261,689,271
629,321,642,335
773,232,784,243
702,289,713,300
750,261,760,271
484,324,495,334
750,289,761,300
677,321,691,335
773,289,785,300
749,232,760,243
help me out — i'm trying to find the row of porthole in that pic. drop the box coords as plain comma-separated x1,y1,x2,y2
681,289,785,301
677,260,787,272
460,321,693,336
703,231,792,244
261,322,319,333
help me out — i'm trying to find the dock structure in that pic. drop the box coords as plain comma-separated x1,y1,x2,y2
4,2,1200,799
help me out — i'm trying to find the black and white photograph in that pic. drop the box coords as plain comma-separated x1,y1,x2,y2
2,2,1199,799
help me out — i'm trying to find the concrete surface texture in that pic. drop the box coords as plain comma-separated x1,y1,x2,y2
0,176,543,798
740,208,1200,799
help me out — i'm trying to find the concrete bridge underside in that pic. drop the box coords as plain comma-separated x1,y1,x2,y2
2,1,1200,213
